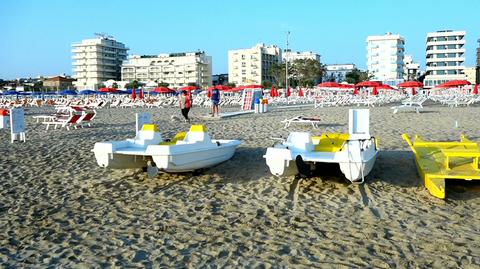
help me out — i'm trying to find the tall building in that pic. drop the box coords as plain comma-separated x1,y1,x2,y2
228,43,281,86
464,67,476,84
324,64,356,82
121,52,212,88
424,30,466,88
283,50,320,63
72,34,128,90
404,55,420,81
366,33,405,86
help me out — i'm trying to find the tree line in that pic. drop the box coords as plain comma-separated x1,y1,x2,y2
265,59,372,88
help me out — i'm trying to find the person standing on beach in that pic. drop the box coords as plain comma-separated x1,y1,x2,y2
211,87,220,117
179,90,191,122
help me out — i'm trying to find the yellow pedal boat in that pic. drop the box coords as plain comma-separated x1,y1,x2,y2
403,134,480,199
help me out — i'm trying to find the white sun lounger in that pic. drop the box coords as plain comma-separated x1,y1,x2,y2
281,116,321,129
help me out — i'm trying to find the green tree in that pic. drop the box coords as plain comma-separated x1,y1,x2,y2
125,80,140,89
291,59,325,87
262,80,272,88
158,81,169,87
97,83,106,89
269,63,286,87
33,81,43,92
345,69,373,84
112,82,118,89
226,82,236,88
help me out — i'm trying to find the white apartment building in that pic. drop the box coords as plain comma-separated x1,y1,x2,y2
282,50,320,63
121,52,212,88
366,33,405,86
404,55,420,81
464,67,476,84
228,43,281,86
72,34,128,90
324,64,356,82
424,30,466,88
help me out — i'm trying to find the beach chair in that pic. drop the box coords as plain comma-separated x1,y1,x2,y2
391,96,426,114
42,112,82,130
281,116,322,129
77,109,97,128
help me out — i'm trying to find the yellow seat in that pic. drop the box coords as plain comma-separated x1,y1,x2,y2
159,131,187,145
142,124,159,132
313,133,349,152
190,125,207,132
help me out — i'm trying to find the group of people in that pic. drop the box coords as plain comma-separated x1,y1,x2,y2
178,87,221,122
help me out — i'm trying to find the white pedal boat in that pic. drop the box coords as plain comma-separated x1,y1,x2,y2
93,124,241,174
264,109,378,182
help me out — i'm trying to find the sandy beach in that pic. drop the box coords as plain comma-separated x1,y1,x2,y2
1,104,480,267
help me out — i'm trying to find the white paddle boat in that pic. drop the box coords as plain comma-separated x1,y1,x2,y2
93,124,241,176
264,109,378,183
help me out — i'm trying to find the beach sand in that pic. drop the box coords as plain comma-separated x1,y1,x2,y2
1,104,480,267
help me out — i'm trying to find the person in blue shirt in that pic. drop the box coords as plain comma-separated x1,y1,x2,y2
211,87,220,117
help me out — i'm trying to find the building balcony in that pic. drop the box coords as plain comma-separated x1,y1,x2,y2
426,65,465,71
426,57,465,63
426,40,466,46
426,48,466,54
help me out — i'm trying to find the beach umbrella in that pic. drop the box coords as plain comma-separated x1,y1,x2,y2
59,89,78,95
243,84,263,89
317,81,342,88
131,88,137,99
179,85,199,91
397,81,423,88
139,88,144,99
339,83,355,89
376,84,394,90
436,80,471,88
286,87,291,97
98,87,119,93
3,90,18,95
152,87,175,94
355,81,382,87
80,90,96,95
298,87,304,97
270,86,276,97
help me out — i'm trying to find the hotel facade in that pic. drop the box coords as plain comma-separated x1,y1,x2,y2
72,34,128,90
424,30,466,88
121,52,212,88
228,44,281,86
366,33,405,86
282,50,320,63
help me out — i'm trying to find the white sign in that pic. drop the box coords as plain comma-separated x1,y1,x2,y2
10,108,26,143
136,112,152,134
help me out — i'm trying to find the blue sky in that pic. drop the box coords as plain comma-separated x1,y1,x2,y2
0,0,478,79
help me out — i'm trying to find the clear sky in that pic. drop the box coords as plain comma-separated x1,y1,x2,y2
0,0,479,79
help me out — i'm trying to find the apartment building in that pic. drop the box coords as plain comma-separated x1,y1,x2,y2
121,52,212,88
324,64,356,82
282,50,320,63
424,30,466,88
228,43,281,86
403,55,420,81
464,67,476,84
72,34,128,90
366,33,405,86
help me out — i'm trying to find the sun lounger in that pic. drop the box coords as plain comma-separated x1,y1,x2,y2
282,116,321,129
